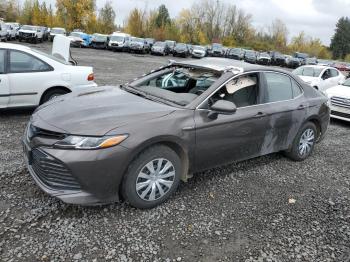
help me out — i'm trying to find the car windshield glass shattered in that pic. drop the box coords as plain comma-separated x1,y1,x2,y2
293,67,323,77
124,66,221,106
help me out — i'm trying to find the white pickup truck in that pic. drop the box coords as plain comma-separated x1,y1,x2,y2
18,25,44,44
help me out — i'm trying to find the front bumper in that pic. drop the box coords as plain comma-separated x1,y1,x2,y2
330,105,350,122
22,135,131,205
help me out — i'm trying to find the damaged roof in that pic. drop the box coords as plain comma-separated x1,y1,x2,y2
172,57,268,73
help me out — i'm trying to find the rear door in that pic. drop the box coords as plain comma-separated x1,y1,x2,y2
259,72,306,152
7,49,53,107
0,49,10,108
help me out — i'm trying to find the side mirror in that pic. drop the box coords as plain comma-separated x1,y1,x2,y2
208,100,237,119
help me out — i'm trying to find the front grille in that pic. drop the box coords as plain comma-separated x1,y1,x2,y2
331,110,350,119
331,96,350,109
31,148,81,190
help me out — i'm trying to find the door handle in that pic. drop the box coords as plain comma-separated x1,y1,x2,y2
254,112,266,118
297,104,306,110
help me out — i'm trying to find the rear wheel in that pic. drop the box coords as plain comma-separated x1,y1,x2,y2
285,122,317,161
41,88,68,104
122,145,182,209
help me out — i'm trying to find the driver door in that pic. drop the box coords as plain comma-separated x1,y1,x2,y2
194,73,270,171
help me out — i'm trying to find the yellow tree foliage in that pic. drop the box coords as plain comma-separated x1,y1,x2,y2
125,8,144,37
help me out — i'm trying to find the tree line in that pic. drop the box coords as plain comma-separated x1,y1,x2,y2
0,0,349,61
0,0,116,34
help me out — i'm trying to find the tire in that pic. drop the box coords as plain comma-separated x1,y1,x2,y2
122,145,182,209
41,88,68,104
284,122,317,161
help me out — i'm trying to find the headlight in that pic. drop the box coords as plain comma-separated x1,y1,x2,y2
54,135,128,150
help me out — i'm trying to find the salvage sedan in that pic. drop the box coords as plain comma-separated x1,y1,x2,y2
23,58,330,208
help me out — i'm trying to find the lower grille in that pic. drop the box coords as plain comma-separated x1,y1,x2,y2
331,110,350,119
331,96,350,109
31,149,81,190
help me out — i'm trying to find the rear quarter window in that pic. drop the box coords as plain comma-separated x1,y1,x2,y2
264,72,293,103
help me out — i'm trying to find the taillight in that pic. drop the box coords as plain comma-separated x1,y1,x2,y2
87,73,94,81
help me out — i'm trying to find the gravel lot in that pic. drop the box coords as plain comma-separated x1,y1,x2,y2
1,42,350,262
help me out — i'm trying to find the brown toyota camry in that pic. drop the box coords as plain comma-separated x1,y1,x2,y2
23,58,330,208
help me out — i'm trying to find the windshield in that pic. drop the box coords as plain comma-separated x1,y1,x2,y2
21,25,36,31
94,35,107,41
127,66,221,106
245,51,255,56
293,67,323,77
110,35,124,41
231,48,242,54
342,78,350,87
70,32,82,38
212,44,222,50
154,42,165,47
32,49,70,65
51,28,65,34
131,38,143,43
193,46,205,51
175,44,186,49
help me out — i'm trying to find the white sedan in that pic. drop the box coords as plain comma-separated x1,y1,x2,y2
292,65,345,91
325,78,350,122
0,35,97,109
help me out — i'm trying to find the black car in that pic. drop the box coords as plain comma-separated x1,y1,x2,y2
227,48,245,60
244,50,257,63
91,34,109,49
209,43,224,57
270,51,285,66
173,43,190,57
151,41,170,56
23,58,330,208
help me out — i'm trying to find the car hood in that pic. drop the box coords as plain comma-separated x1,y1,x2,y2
19,29,36,34
325,85,350,98
32,86,176,136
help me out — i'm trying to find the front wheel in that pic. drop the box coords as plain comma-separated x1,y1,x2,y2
122,145,182,209
41,88,68,104
285,122,317,161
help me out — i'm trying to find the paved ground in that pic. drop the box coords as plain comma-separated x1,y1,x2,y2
1,42,350,262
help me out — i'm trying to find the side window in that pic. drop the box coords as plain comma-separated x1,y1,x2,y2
209,73,259,108
330,69,339,77
9,50,50,73
0,50,5,74
322,69,331,80
291,78,302,97
264,72,293,103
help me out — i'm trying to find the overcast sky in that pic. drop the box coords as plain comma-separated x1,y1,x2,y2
38,0,350,46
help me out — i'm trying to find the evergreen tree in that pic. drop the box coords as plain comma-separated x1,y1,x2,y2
330,17,350,59
98,1,116,33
